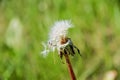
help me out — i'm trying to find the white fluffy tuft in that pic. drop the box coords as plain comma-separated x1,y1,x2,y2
48,20,73,49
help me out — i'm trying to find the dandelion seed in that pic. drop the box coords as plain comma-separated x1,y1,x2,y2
41,42,49,57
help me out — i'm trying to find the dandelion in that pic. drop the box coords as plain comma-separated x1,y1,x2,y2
43,20,81,80
48,20,72,51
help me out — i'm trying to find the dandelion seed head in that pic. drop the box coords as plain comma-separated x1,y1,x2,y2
41,20,74,57
48,20,73,50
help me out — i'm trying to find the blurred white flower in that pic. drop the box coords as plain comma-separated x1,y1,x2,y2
48,20,73,51
5,17,23,50
103,70,117,80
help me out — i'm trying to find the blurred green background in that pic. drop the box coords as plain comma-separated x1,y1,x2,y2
0,0,120,80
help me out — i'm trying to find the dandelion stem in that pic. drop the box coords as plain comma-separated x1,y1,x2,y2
64,54,76,80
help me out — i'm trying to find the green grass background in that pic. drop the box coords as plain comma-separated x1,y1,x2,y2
0,0,120,80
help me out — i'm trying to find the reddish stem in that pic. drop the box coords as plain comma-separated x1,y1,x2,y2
64,54,76,80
